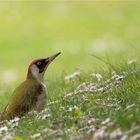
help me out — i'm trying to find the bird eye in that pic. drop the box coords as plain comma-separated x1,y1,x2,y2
37,62,41,65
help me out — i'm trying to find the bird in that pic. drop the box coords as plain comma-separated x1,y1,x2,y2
0,52,61,121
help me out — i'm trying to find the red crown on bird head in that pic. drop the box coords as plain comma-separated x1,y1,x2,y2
26,58,44,79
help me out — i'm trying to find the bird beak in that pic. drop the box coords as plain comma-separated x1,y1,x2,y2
46,52,61,63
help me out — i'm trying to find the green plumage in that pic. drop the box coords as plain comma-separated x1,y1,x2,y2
1,79,47,120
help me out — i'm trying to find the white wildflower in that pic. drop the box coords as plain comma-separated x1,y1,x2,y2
76,82,86,90
1,133,14,140
87,125,96,133
101,118,110,125
47,100,60,106
98,87,104,92
111,74,124,81
130,134,140,140
64,92,75,98
127,59,137,65
40,108,50,114
8,117,20,128
0,126,8,133
31,133,41,139
38,114,51,120
79,125,96,133
64,71,80,81
91,73,103,81
125,104,135,110
90,85,97,90
110,128,123,139
37,108,51,120
28,110,38,115
68,105,78,112
77,89,84,94
42,128,56,135
115,106,121,111
93,128,108,139
120,135,128,140
87,118,96,124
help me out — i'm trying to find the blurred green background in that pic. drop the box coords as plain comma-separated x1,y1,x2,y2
0,0,140,86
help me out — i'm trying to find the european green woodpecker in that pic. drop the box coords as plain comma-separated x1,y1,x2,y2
0,52,61,121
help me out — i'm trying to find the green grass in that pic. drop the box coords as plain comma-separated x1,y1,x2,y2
1,63,140,139
0,0,140,139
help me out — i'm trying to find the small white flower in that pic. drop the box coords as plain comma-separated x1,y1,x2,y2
93,128,108,139
127,59,137,65
130,134,140,140
88,118,96,124
64,71,80,81
67,107,72,112
8,117,20,128
1,133,14,140
38,114,51,120
98,88,104,92
87,125,96,133
125,104,135,111
110,128,123,139
47,100,59,106
67,105,78,112
101,118,110,125
64,92,74,98
91,73,103,81
31,133,41,139
111,74,124,81
120,135,128,140
0,126,8,133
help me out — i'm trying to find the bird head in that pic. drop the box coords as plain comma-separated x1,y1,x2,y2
26,52,61,82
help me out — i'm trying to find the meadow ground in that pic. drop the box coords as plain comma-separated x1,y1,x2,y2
0,1,140,139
